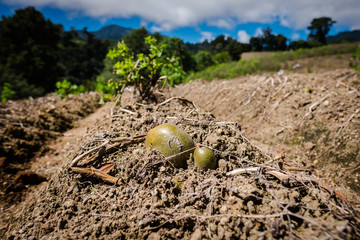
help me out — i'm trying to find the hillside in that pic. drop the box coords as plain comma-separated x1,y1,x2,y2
77,24,132,40
328,30,360,43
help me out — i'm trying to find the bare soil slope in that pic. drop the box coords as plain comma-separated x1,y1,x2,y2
0,93,100,205
2,96,360,239
171,68,360,209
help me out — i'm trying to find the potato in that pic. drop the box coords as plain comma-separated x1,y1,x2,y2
194,147,217,170
145,123,194,168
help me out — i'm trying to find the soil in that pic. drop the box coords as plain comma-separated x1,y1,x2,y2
171,65,360,209
0,55,360,239
0,92,101,205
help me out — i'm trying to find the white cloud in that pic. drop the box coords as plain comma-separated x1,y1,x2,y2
207,19,234,29
237,30,250,43
200,31,214,42
291,33,300,40
4,0,360,31
254,27,263,37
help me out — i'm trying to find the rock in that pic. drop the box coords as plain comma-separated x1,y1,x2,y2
304,142,316,150
148,232,161,240
220,217,228,226
190,228,202,240
219,205,228,214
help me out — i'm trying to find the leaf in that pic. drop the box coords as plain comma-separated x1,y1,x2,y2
97,163,115,174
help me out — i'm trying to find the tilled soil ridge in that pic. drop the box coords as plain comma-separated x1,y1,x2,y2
6,97,360,239
0,92,101,204
171,69,360,207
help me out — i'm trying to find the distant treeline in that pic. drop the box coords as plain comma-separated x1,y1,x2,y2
0,6,343,100
0,7,110,100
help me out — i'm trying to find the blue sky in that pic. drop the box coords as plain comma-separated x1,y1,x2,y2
1,0,359,43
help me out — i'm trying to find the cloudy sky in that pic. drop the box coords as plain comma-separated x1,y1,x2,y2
1,0,359,43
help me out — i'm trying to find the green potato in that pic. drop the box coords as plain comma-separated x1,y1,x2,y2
145,123,194,168
194,147,217,170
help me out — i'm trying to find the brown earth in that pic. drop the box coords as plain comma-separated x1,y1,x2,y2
0,55,360,239
0,91,359,239
171,65,360,209
0,92,101,205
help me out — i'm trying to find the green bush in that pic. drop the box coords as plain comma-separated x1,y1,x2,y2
107,36,184,99
1,83,15,103
350,44,360,71
191,42,359,81
55,79,86,98
215,52,232,64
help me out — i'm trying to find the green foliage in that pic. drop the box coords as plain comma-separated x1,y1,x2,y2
194,51,216,71
0,7,63,98
249,28,288,52
350,44,360,71
307,17,336,44
191,42,358,81
1,83,15,103
123,27,150,55
55,79,86,98
107,36,184,98
161,37,197,72
214,52,232,64
0,7,109,100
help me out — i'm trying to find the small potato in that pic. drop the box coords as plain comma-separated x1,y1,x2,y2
194,147,217,170
145,123,194,168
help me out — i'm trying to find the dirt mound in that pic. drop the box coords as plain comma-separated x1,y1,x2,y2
170,68,360,208
0,92,101,204
5,98,360,239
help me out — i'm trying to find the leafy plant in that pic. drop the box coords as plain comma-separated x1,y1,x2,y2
350,44,360,71
55,79,86,98
1,83,16,103
107,36,184,100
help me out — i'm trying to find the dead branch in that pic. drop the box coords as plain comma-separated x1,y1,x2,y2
71,167,124,186
105,136,146,151
111,107,136,117
155,97,198,110
297,92,336,127
71,140,110,167
71,135,146,167
333,108,359,144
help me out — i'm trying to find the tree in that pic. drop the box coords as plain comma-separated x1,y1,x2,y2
307,17,336,45
289,40,309,50
194,51,216,71
123,27,150,55
275,34,287,51
250,37,263,51
161,37,196,72
0,7,63,98
60,29,109,86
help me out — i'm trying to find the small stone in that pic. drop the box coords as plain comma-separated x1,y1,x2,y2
304,142,315,150
218,159,228,171
220,217,228,226
219,205,228,214
209,223,217,233
190,228,202,240
148,232,161,240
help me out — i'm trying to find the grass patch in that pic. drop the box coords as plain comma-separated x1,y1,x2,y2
190,42,359,81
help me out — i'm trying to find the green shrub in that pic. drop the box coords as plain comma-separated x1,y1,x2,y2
350,44,360,71
107,36,184,99
55,79,86,98
191,42,359,81
1,83,15,103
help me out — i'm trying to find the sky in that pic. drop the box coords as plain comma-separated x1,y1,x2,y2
0,0,359,43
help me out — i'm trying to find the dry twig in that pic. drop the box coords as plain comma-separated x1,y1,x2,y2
71,167,124,185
